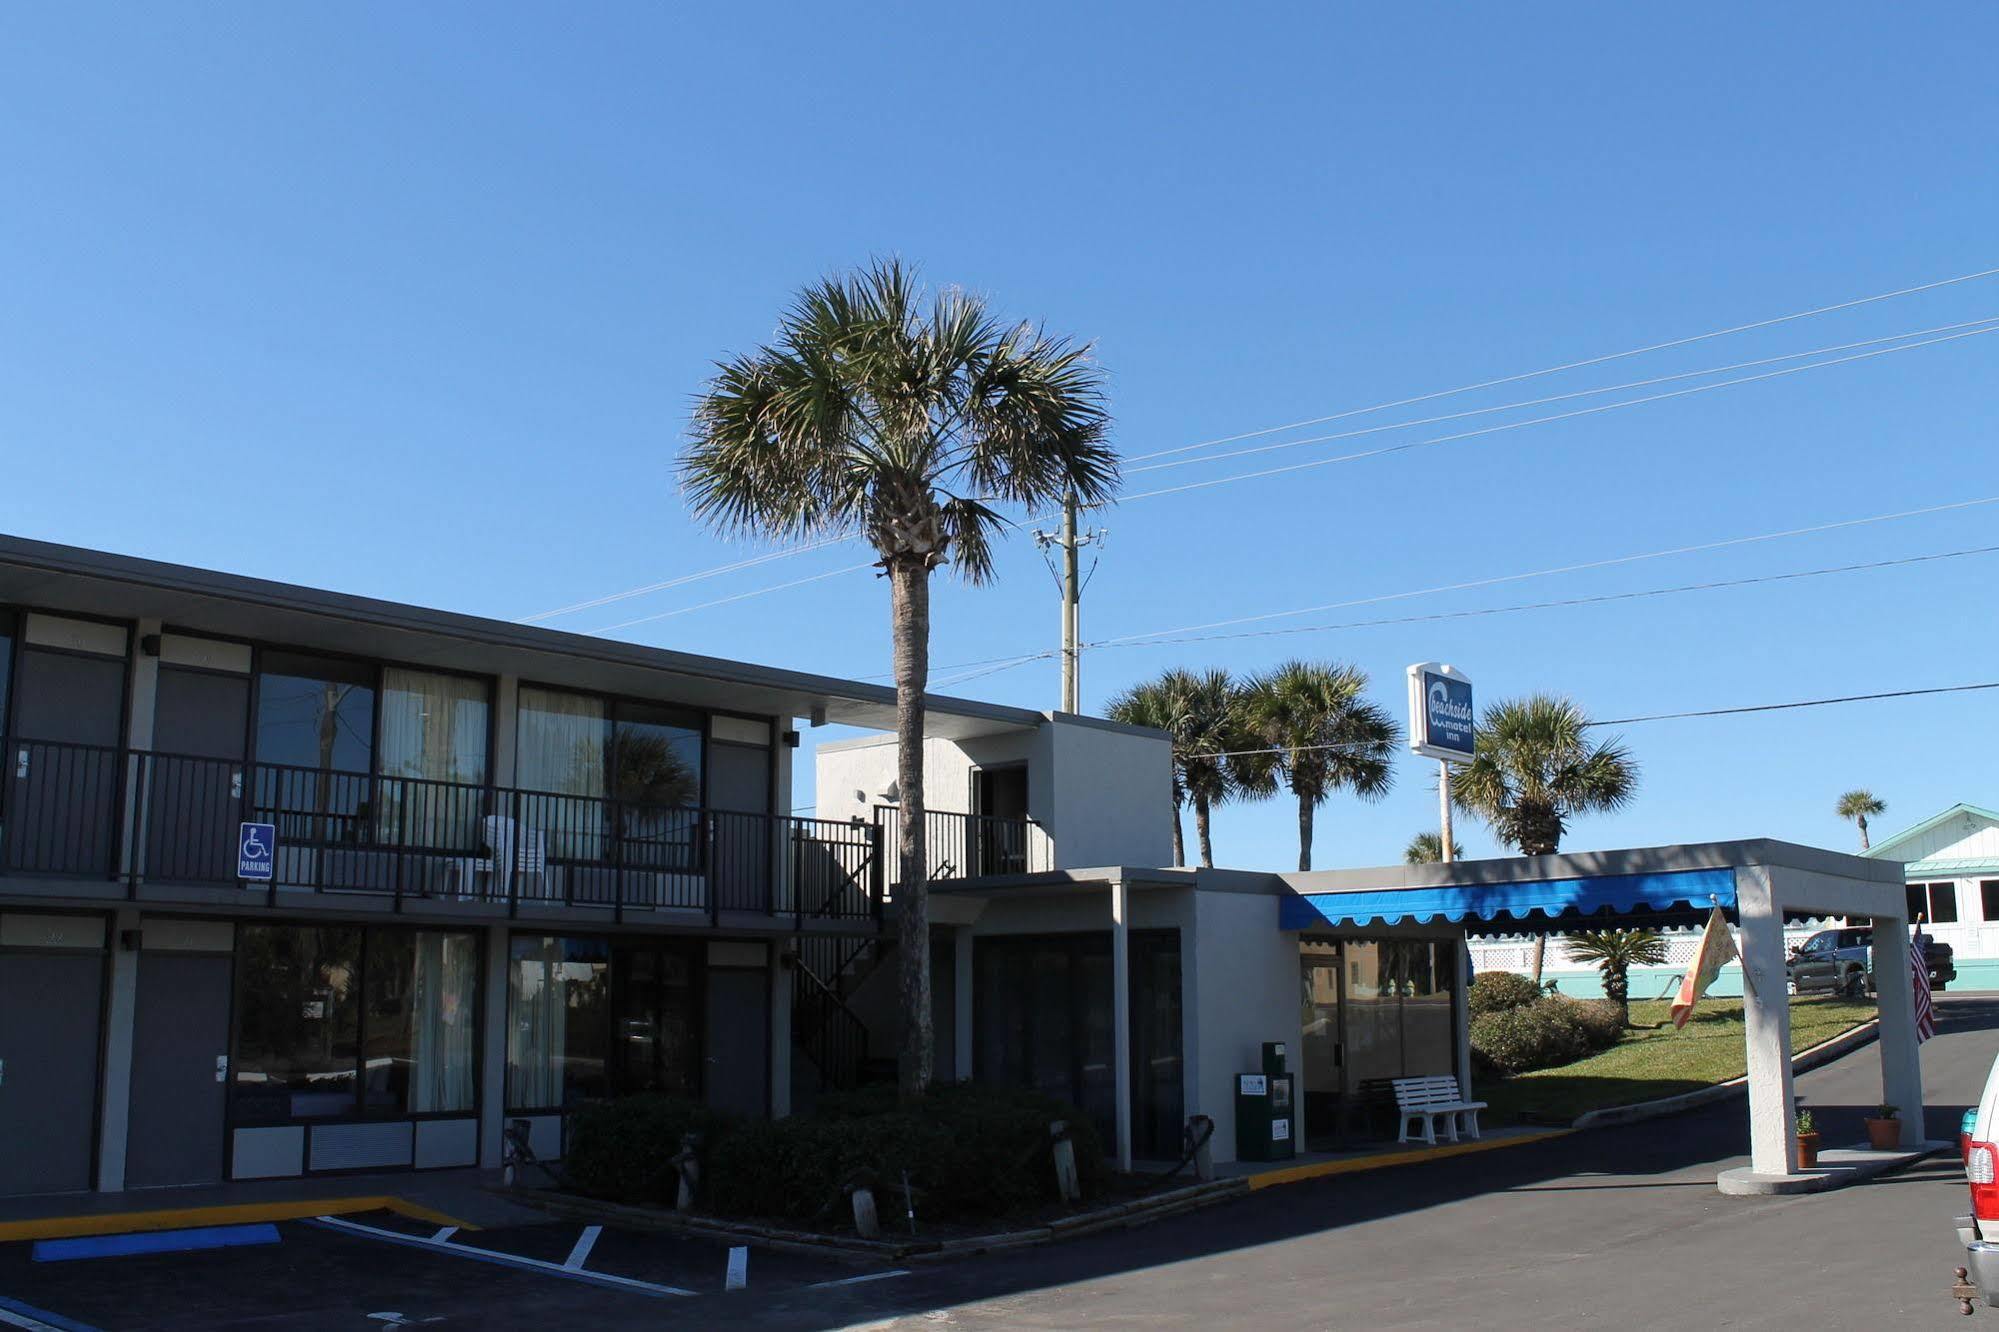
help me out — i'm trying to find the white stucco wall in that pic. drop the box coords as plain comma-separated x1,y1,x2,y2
1186,887,1304,1163
811,714,1171,871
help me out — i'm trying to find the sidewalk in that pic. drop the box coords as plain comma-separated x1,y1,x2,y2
0,1168,545,1242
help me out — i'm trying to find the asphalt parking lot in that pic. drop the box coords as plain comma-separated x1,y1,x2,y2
0,1209,905,1329
3,998,1991,1330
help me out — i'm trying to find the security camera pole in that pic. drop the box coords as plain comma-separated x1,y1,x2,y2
1407,663,1475,864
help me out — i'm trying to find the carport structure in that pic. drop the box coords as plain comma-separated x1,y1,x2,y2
1282,839,1926,1188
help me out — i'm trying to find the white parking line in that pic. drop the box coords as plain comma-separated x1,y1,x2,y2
309,1216,695,1298
563,1225,601,1271
430,1227,458,1244
0,1294,100,1332
805,1270,912,1290
725,1245,748,1291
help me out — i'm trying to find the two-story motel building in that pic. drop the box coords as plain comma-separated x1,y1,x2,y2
4,534,1903,1201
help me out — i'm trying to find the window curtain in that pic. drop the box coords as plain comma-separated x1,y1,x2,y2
408,932,479,1113
378,669,490,849
516,688,608,861
506,938,567,1108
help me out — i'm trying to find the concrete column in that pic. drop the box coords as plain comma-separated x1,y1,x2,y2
1871,914,1925,1145
954,926,975,1081
1737,869,1796,1176
769,947,792,1118
1453,934,1474,1100
478,923,510,1168
492,675,520,787
95,906,142,1192
1111,875,1132,1173
121,619,162,881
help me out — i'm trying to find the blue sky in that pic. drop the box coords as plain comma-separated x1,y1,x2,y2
3,4,1996,869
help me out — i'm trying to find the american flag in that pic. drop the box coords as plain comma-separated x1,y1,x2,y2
1912,928,1937,1044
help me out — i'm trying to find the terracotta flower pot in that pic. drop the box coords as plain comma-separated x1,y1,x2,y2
1796,1131,1822,1169
1865,1117,1902,1151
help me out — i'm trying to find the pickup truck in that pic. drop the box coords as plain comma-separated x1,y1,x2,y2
1786,926,1955,997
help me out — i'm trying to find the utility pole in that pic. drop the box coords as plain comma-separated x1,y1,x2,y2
1035,490,1104,714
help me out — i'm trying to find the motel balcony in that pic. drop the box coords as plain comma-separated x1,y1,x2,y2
0,735,1046,930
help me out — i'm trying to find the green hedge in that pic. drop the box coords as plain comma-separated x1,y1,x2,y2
563,1094,736,1205
1470,995,1624,1074
567,1082,1108,1224
1468,971,1544,1017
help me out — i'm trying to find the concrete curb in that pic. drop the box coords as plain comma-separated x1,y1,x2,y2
1571,1019,1880,1130
511,1177,1250,1261
1716,1139,1948,1196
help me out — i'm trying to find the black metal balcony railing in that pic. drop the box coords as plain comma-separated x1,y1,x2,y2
874,805,1054,887
0,736,1044,922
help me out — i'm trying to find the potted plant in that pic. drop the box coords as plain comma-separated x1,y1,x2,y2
1795,1109,1822,1169
1864,1104,1901,1151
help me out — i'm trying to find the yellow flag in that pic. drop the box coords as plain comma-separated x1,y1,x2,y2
1671,906,1738,1030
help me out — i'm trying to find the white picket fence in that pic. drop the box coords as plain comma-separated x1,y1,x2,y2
1467,923,1834,976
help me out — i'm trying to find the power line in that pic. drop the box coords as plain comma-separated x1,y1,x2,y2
1127,316,1999,476
1099,543,1999,650
585,562,876,635
1125,263,1999,464
1115,324,1999,505
919,538,1999,689
521,535,857,623
1588,681,1999,728
1097,494,1999,647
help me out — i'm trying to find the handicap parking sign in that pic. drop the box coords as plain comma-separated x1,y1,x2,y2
238,822,277,881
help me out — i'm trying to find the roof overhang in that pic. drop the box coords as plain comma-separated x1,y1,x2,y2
0,534,1038,739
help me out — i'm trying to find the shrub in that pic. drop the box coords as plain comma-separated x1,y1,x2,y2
563,1094,734,1205
706,1082,1107,1224
1468,971,1543,1017
1547,996,1624,1052
1471,1002,1590,1074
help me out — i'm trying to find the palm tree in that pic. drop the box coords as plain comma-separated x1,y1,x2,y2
1453,694,1637,986
1111,668,1269,868
1404,832,1444,864
1452,694,1638,857
683,260,1116,1099
1563,928,1669,1026
1836,789,1886,851
1243,661,1398,871
1105,677,1188,866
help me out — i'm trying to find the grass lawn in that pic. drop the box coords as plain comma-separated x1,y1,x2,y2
1474,995,1878,1126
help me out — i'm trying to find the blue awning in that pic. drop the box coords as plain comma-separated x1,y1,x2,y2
1280,866,1737,931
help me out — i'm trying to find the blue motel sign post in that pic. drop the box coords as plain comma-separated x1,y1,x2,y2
1407,663,1475,863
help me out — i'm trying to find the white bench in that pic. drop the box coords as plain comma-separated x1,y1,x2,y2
1392,1075,1486,1145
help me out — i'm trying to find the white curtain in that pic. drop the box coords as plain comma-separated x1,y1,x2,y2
506,938,567,1109
379,669,490,848
408,931,479,1113
516,688,608,861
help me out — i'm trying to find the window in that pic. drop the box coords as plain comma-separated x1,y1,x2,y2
507,935,611,1109
1341,939,1458,1087
1983,881,1999,923
1909,881,1958,926
232,925,479,1125
505,935,702,1110
378,669,490,850
515,689,704,865
1929,882,1960,925
973,931,1184,1159
255,653,376,845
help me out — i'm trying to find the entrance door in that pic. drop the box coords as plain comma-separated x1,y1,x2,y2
1300,941,1343,1148
971,766,1030,874
704,964,769,1117
146,667,250,885
5,647,128,876
126,948,234,1188
0,946,106,1195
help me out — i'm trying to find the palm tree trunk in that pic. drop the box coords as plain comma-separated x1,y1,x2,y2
1170,801,1186,867
1530,934,1546,988
1194,795,1214,868
1857,815,1870,851
1297,791,1314,873
889,560,933,1103
1606,964,1629,1027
